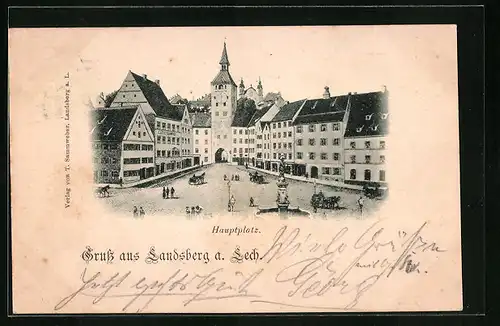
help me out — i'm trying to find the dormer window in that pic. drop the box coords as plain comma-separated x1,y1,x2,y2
98,116,107,124
371,125,379,131
356,126,364,132
104,127,113,136
382,113,389,119
312,101,318,110
90,126,96,134
365,114,373,121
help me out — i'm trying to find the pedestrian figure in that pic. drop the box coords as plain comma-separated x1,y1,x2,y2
162,187,166,199
170,187,175,199
229,195,236,212
358,196,364,215
231,175,234,181
191,206,196,215
166,187,170,199
119,177,123,188
195,205,202,214
249,197,254,207
139,207,145,218
185,206,191,215
133,206,138,218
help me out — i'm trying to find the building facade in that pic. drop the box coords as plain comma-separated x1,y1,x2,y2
343,90,388,187
191,112,212,165
90,105,155,184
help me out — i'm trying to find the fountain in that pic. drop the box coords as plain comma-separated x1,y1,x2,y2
256,154,310,218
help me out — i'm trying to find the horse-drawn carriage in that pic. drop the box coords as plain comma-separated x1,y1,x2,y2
249,171,265,184
310,191,341,210
95,185,110,197
189,172,205,185
363,183,384,199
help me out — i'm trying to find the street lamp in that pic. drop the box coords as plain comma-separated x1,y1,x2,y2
227,179,232,211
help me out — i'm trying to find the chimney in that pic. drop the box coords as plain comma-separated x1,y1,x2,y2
155,79,160,85
142,74,147,80
323,86,331,99
382,85,387,93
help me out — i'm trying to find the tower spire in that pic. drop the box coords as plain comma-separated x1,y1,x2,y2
219,41,230,71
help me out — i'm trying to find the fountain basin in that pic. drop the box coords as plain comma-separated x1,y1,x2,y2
255,206,311,217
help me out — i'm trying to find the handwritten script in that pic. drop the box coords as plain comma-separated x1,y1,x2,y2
54,220,446,312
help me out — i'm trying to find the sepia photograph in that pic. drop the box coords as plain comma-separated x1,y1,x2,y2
9,24,463,314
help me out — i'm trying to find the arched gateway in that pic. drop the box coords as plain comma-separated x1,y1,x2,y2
214,148,229,163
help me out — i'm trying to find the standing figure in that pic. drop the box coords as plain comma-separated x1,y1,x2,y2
119,177,123,188
162,186,166,199
249,197,254,207
166,187,170,199
133,206,138,218
358,196,364,215
229,195,236,212
170,187,175,199
139,207,145,218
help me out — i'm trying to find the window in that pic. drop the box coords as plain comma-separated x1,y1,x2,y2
350,169,356,180
273,143,277,149
308,125,316,132
204,148,208,154
365,155,371,163
156,150,161,156
167,137,171,144
320,124,327,131
288,142,292,149
297,139,303,146
133,131,136,136
195,148,199,154
350,155,356,163
223,102,227,106
288,131,292,137
288,153,292,160
215,111,219,116
364,169,371,181
156,121,161,128
233,139,237,144
297,152,303,159
223,111,228,116
162,123,166,129
239,138,242,144
365,141,371,149
278,122,282,128
350,141,356,149
143,132,146,136
282,132,286,138
161,150,166,157
333,168,341,175
111,171,119,178
365,114,373,121
177,125,180,132
332,123,340,131
333,153,340,161
216,135,220,139
272,123,276,129
195,130,199,135
322,167,331,175
167,123,171,130
380,141,386,149
205,130,208,135
123,158,141,164
162,136,166,144
103,144,109,150
239,148,243,153
195,139,199,145
216,103,219,107
320,138,327,146
141,158,149,163
309,138,316,146
224,135,227,139
309,152,316,160
333,138,340,146
239,129,243,135
380,155,385,163
296,126,303,133
278,143,282,149
138,132,141,138
273,133,276,139
321,153,328,160
379,170,386,181
157,136,161,143
278,132,281,138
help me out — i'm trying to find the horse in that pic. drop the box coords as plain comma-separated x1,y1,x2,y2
189,172,205,185
95,185,110,197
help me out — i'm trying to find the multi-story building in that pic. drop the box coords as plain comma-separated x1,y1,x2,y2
293,91,351,180
343,90,388,187
108,70,193,174
191,112,212,165
268,99,306,173
90,104,155,184
211,42,238,163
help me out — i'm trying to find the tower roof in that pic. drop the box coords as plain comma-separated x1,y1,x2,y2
219,42,230,66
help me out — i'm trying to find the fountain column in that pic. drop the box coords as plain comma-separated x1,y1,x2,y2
276,154,290,213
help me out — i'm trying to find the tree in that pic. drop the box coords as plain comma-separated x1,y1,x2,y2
99,90,118,108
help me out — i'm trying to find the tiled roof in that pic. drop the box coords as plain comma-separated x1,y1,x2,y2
211,70,237,87
130,71,183,121
231,98,257,127
190,112,211,128
144,113,156,131
248,102,274,127
90,107,137,141
271,99,306,122
219,42,230,65
292,96,349,125
344,91,388,137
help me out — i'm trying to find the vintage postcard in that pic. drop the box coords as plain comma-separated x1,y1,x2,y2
9,25,462,313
